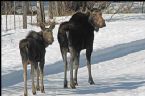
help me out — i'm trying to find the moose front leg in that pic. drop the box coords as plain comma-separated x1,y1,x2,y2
39,59,45,93
86,48,95,85
74,51,80,86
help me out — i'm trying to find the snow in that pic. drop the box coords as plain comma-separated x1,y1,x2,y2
2,14,145,96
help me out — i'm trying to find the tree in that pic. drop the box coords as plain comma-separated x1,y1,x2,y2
5,2,8,31
142,2,145,13
14,1,16,29
23,1,27,29
48,1,53,19
37,1,45,25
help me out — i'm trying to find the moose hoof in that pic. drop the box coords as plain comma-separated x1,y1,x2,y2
32,85,36,95
32,91,36,95
74,81,78,86
70,83,76,89
36,87,40,91
41,89,45,93
36,85,40,91
74,82,78,86
40,86,45,93
74,79,78,86
64,80,68,88
24,93,28,96
64,84,68,88
89,80,95,85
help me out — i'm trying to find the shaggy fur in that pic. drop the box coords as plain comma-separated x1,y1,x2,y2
19,22,55,96
58,10,106,88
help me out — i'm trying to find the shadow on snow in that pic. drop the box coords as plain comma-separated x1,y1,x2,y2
75,76,145,94
2,38,145,89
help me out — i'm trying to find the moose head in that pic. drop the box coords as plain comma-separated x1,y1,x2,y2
40,21,56,46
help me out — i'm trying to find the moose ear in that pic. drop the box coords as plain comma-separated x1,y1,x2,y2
91,8,101,12
84,7,91,16
40,22,45,31
49,21,56,30
85,11,91,16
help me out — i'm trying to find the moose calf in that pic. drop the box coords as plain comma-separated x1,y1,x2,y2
19,22,55,96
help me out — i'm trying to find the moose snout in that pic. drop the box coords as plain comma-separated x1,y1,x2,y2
103,22,106,27
100,20,106,28
102,19,106,27
48,37,54,44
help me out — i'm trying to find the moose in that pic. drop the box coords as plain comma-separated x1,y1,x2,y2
19,22,55,96
57,8,106,89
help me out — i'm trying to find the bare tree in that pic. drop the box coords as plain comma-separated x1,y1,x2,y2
41,2,45,23
48,1,83,18
23,1,27,29
5,2,8,31
37,1,45,25
66,1,109,13
14,1,16,29
61,2,66,15
55,1,59,16
142,2,145,13
48,1,54,20
29,1,32,25
123,3,134,13
108,3,126,21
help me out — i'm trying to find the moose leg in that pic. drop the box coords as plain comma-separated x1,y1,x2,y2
69,47,76,89
35,62,40,91
23,62,28,96
74,51,80,86
60,47,68,88
31,62,36,95
39,59,45,93
86,48,95,85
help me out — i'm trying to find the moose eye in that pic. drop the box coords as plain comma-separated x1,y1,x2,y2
92,13,96,16
99,13,102,16
45,29,51,32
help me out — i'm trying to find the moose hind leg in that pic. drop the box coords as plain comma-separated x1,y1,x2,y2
61,47,68,88
86,48,95,85
31,62,36,95
35,62,40,91
23,62,28,96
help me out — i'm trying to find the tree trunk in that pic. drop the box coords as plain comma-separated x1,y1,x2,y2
142,2,145,13
62,2,66,15
14,1,16,29
48,1,53,19
23,1,27,29
37,1,45,25
5,2,8,31
41,2,45,23
55,1,59,16
30,1,32,25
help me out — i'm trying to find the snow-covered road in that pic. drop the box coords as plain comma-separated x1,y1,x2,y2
2,14,145,96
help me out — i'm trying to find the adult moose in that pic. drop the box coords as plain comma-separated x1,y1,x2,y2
57,8,106,89
19,22,55,96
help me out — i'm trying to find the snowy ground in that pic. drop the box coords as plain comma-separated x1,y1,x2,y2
2,14,145,96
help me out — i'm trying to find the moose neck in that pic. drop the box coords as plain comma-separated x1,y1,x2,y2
39,32,49,48
88,15,99,32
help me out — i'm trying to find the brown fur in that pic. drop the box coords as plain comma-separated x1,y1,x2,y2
19,22,55,96
57,9,106,89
